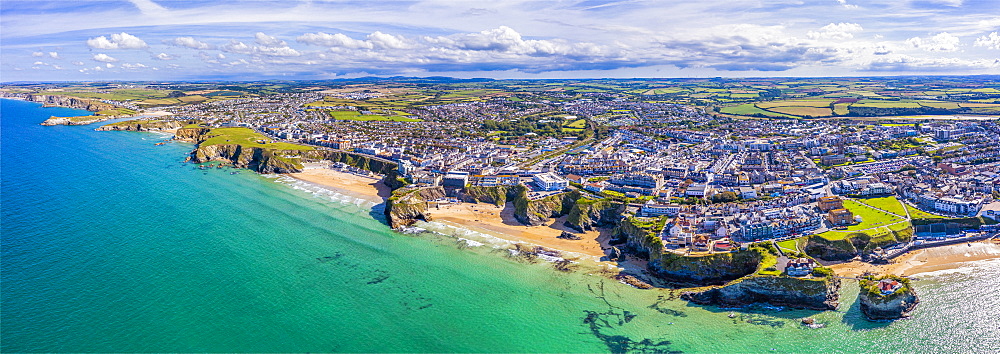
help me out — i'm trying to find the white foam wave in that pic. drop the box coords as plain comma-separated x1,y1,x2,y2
273,175,378,209
909,257,1000,278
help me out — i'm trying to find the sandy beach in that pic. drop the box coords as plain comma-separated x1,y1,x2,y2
828,239,1000,277
286,168,391,204
426,202,613,258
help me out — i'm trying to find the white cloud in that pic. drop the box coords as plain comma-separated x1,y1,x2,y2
164,36,213,49
122,63,147,69
87,32,149,49
32,51,44,57
808,23,863,40
106,63,115,68
221,40,254,54
974,32,1000,50
71,61,85,66
48,52,60,59
368,31,411,49
33,61,46,66
254,32,286,47
836,0,858,9
92,53,119,62
297,32,374,49
153,52,175,60
906,32,960,52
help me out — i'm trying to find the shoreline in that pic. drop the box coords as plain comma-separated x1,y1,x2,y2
283,168,615,260
827,239,1000,277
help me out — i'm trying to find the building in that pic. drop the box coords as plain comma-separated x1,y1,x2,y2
820,154,848,166
685,184,713,198
785,258,816,277
738,186,758,199
533,172,569,191
828,208,855,226
442,171,470,188
818,196,844,212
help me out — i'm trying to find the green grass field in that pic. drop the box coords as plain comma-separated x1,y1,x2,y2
855,196,907,216
327,110,422,122
841,199,905,231
719,103,798,118
904,203,947,219
200,128,314,151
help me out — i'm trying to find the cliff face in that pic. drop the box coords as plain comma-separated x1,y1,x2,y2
385,187,447,229
40,116,109,126
651,249,763,285
513,190,579,226
462,185,524,206
191,144,304,173
682,276,841,311
96,120,187,132
28,94,112,111
565,198,624,231
858,277,919,320
174,127,210,141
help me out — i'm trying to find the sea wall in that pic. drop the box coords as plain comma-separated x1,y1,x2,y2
682,275,841,311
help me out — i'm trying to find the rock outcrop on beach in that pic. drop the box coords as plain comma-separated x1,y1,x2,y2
565,198,624,232
858,275,919,320
682,275,841,311
513,190,579,226
96,119,190,132
174,126,211,141
385,187,446,228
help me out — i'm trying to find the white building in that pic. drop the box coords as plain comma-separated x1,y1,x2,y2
533,172,569,191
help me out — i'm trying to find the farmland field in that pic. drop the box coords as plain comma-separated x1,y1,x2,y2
765,106,833,117
756,100,833,108
719,103,797,118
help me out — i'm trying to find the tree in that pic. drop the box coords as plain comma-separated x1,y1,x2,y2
710,191,739,203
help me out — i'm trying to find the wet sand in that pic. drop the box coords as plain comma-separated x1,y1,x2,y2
286,168,391,204
828,239,1000,277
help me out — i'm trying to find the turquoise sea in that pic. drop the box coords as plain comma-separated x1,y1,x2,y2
2,98,998,353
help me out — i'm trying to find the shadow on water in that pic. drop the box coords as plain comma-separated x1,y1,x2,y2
841,292,892,331
368,202,388,224
580,281,682,354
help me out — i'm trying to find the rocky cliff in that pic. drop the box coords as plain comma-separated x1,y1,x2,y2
190,144,305,173
385,187,447,228
651,248,763,285
40,115,110,126
96,119,191,132
513,190,579,226
682,275,841,311
565,198,624,231
28,94,112,111
858,275,919,320
174,126,211,141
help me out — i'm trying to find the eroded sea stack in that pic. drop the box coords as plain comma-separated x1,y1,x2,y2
858,275,919,320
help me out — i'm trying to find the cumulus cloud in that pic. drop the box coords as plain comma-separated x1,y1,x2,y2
48,52,60,59
974,32,1000,50
32,51,44,57
122,63,147,69
808,23,863,40
254,32,286,47
71,61,85,66
222,36,300,57
297,32,375,49
87,32,148,50
92,53,119,63
906,32,960,52
153,52,175,60
164,36,213,49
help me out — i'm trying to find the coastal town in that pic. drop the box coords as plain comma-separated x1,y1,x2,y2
4,77,999,319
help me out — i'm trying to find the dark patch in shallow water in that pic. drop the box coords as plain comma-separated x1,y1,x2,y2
649,295,687,317
581,281,681,354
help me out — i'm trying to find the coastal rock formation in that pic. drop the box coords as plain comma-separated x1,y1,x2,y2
28,94,112,111
191,144,304,174
651,249,763,285
858,275,919,320
385,187,446,228
462,185,524,207
174,126,211,141
682,275,841,311
513,190,579,226
565,198,624,232
40,115,109,126
96,120,189,132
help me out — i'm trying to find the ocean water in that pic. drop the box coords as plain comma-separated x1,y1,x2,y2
2,98,998,353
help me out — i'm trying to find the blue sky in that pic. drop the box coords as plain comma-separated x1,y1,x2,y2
1,0,998,81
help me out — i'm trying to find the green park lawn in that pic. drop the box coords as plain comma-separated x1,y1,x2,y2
200,128,314,151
